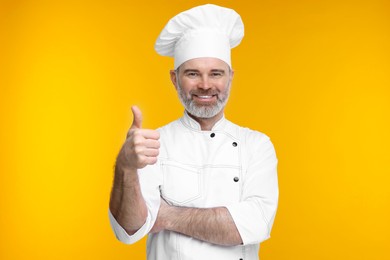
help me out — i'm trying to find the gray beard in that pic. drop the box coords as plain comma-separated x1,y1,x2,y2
176,80,230,119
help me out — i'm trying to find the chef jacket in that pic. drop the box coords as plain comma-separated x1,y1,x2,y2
109,111,279,260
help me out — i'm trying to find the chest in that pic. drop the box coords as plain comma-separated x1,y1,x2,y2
159,130,245,207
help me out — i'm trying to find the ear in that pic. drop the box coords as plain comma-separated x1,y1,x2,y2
170,70,178,90
229,69,235,81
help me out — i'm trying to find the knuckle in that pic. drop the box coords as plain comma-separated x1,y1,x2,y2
138,157,147,165
133,136,143,146
135,158,145,168
132,130,143,140
134,146,143,154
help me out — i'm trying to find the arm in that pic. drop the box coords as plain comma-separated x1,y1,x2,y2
109,106,160,235
109,165,147,235
226,134,279,245
151,199,243,246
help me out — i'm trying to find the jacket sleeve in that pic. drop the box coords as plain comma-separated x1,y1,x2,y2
108,161,162,244
226,132,279,245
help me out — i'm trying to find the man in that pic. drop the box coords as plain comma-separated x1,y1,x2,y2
109,4,279,259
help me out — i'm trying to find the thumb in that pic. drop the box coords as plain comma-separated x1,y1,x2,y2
130,105,143,129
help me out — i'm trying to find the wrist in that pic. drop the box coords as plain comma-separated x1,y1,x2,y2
116,145,139,171
159,203,178,231
115,157,137,173
164,205,193,232
114,162,139,188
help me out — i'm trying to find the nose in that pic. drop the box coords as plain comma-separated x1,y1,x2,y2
198,75,211,90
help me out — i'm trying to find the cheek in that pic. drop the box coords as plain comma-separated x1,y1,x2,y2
179,80,194,92
217,81,230,93
177,85,191,98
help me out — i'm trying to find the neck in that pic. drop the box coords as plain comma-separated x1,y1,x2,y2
187,110,224,131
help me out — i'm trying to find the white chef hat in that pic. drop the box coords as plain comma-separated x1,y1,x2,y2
155,4,244,69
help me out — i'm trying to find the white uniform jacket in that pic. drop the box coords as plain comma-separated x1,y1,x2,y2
109,112,279,260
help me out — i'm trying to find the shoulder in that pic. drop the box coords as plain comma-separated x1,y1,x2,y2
226,119,271,144
226,120,277,159
242,126,270,144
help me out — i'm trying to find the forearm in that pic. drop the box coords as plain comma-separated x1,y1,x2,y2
109,105,160,236
164,205,242,246
109,163,147,235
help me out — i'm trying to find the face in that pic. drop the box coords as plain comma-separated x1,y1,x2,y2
170,57,234,119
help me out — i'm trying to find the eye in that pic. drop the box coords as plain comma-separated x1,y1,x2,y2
210,72,223,78
186,72,199,78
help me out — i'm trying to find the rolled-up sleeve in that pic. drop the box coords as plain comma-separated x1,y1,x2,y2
226,133,279,245
108,161,162,244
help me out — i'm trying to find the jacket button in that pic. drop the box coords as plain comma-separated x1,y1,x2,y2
234,177,239,182
232,142,237,147
210,133,215,138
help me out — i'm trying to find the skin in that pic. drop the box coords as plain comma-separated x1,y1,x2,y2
109,57,243,245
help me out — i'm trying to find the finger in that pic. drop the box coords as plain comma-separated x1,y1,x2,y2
143,148,159,157
127,129,159,141
144,139,160,149
140,156,158,166
141,129,160,140
130,105,143,129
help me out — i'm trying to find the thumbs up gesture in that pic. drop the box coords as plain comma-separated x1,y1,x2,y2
117,106,160,170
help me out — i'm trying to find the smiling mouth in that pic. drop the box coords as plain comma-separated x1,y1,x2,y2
192,94,218,102
196,95,215,99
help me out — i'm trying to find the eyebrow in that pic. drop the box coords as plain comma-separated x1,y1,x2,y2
210,69,226,74
182,69,200,74
182,69,226,74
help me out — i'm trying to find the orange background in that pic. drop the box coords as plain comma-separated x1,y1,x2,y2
1,0,389,259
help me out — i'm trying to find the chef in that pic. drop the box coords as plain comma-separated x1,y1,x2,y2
109,4,279,260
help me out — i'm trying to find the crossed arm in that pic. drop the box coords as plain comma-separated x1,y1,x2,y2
110,166,242,245
150,199,243,246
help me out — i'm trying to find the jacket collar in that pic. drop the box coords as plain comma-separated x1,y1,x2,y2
180,110,227,131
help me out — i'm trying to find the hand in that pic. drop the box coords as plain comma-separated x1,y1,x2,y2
150,198,170,233
117,106,160,170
